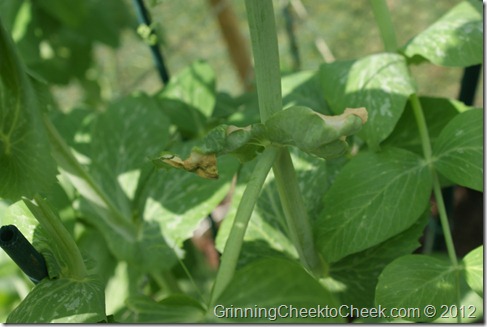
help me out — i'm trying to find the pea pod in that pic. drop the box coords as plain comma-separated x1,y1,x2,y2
265,106,367,159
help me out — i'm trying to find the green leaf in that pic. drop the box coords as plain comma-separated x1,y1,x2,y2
6,0,129,85
36,0,87,28
143,150,239,249
0,19,57,201
375,255,459,322
7,276,105,323
403,0,482,67
1,200,63,280
213,258,343,323
50,107,94,158
320,53,416,149
199,123,267,162
76,208,178,275
119,294,205,323
281,70,331,113
158,60,216,136
462,246,483,298
433,109,483,191
76,226,117,286
49,94,179,272
0,1,24,33
265,106,367,159
329,211,428,309
78,0,131,48
90,94,170,216
1,201,39,242
383,96,463,154
315,147,432,263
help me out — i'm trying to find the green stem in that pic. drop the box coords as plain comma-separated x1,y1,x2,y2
370,0,398,51
209,146,278,306
245,0,282,121
245,0,322,275
409,94,433,160
410,94,458,264
272,149,323,275
23,195,88,279
410,94,461,322
373,2,460,321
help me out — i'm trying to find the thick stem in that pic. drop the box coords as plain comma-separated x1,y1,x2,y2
245,0,282,122
209,147,278,305
245,0,322,276
370,0,398,51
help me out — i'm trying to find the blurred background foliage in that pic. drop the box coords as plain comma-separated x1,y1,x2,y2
0,0,481,112
0,0,482,321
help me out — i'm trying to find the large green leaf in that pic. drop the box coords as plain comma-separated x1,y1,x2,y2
7,276,105,323
90,94,170,216
212,258,343,323
143,148,239,249
0,18,57,200
320,53,415,149
118,294,205,323
329,211,428,309
462,246,483,298
375,255,459,322
281,70,331,113
158,60,216,136
75,94,180,271
315,147,432,263
403,0,482,67
383,97,464,155
433,109,483,191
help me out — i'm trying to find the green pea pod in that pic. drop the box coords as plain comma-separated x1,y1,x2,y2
265,106,367,159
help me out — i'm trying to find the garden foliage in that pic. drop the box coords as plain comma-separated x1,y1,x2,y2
0,0,483,323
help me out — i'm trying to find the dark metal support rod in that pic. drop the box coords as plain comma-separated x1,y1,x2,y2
132,0,170,85
0,225,48,284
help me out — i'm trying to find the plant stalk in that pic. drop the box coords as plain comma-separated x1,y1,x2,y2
245,0,322,276
410,94,461,323
370,0,398,52
410,95,458,266
209,147,278,305
373,1,461,319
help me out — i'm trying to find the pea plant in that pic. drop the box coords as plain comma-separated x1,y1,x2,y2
0,0,482,323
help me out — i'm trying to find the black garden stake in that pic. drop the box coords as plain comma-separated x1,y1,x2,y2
0,225,48,284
